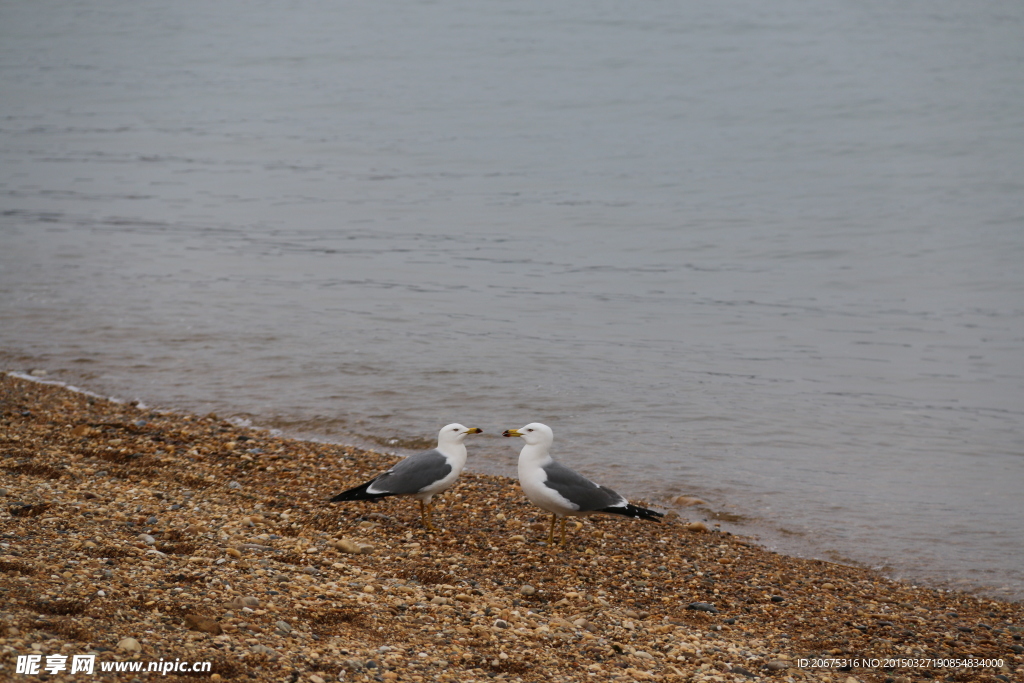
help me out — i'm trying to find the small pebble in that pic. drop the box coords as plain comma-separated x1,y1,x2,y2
520,584,537,596
687,602,719,614
183,615,222,634
333,538,362,554
251,644,279,657
117,637,142,653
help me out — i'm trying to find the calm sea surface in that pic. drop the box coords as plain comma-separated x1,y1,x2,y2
2,0,1022,599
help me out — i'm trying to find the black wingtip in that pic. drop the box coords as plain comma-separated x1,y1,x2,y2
328,480,385,503
598,503,665,522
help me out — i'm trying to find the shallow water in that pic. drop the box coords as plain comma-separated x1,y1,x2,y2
2,0,1023,599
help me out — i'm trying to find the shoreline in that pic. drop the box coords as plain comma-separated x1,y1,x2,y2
6,369,1015,604
1,372,1021,682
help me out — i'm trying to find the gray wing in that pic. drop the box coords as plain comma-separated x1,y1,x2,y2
542,462,627,512
366,449,452,496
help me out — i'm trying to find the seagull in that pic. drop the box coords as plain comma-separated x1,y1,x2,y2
503,422,663,545
329,423,482,531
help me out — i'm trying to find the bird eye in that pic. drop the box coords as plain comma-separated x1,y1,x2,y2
453,427,459,431
527,428,533,432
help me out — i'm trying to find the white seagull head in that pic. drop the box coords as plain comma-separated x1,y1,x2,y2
437,423,483,448
501,422,554,448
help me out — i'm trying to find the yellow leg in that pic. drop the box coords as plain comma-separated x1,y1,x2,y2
547,514,557,544
420,500,436,532
560,518,567,545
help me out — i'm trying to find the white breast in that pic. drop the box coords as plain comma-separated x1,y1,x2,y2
518,450,577,516
414,443,467,502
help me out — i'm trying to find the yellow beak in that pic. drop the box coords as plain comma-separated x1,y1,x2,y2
502,428,522,437
466,427,483,434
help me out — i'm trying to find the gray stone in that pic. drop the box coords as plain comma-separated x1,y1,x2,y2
250,644,280,658
686,602,719,614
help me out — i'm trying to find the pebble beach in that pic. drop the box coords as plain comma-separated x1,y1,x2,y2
1,372,1020,683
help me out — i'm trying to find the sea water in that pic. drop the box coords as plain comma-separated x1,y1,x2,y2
1,0,1022,599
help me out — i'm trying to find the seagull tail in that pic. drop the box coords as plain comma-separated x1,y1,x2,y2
328,480,387,503
598,503,664,522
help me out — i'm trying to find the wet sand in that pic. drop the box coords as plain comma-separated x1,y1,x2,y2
1,373,1020,682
